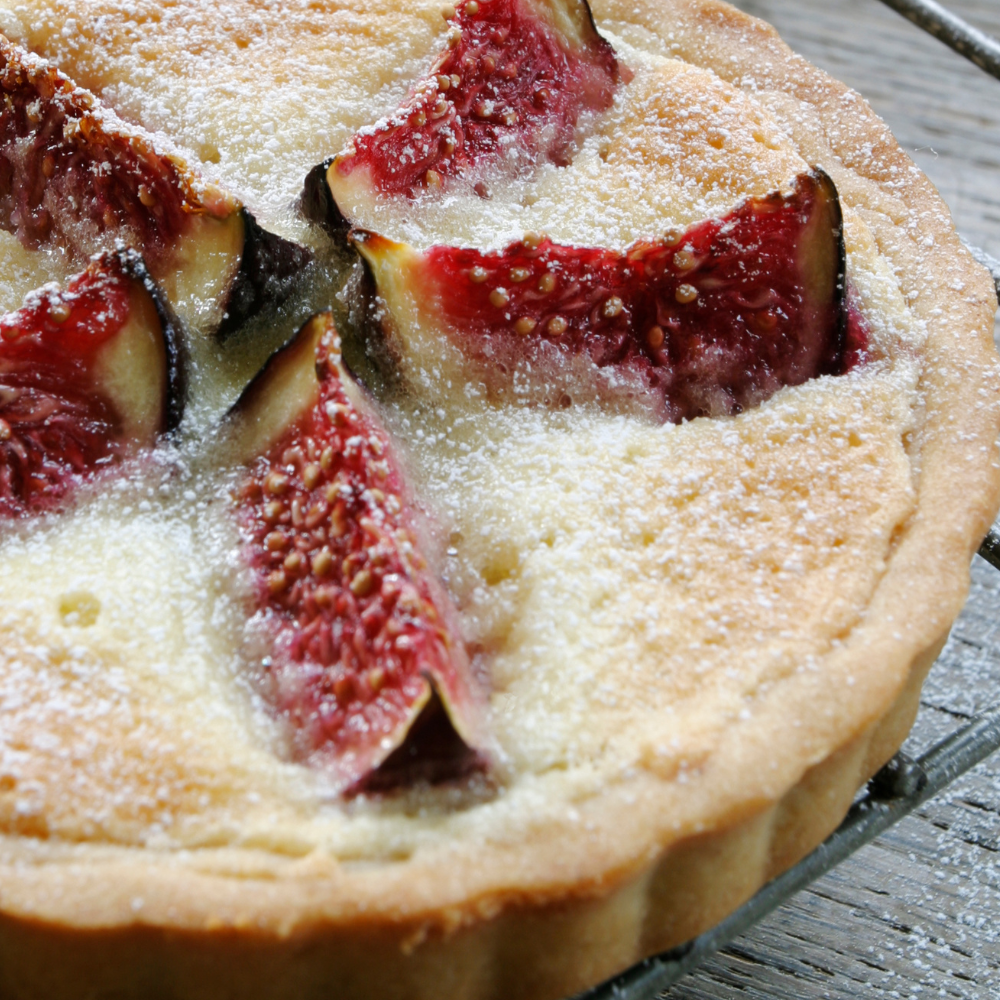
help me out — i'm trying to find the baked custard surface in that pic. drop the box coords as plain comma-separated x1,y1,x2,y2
0,1,996,998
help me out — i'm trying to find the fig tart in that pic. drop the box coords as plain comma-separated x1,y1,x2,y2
0,1,995,998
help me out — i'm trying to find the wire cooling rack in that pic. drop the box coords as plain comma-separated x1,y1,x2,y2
575,2,1000,996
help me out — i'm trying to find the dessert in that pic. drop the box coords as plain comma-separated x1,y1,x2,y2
0,1,995,999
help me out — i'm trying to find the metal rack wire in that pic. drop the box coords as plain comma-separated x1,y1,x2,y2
576,3,1000,996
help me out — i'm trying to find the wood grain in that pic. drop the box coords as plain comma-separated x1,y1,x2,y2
663,1,1000,996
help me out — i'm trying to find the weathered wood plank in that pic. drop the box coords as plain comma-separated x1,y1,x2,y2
662,1,1000,995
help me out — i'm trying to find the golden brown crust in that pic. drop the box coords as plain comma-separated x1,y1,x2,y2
0,1,997,997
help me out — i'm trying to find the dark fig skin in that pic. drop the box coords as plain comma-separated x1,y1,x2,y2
216,209,316,341
357,689,485,794
301,156,349,238
112,248,187,435
228,311,489,793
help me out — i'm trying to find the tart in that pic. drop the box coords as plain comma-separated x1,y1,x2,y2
0,1,996,999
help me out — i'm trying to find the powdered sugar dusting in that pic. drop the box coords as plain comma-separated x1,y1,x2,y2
0,231,72,313
340,35,808,249
0,0,958,863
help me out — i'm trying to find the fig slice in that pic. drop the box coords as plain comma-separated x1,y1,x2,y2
0,35,311,339
308,0,623,226
0,248,184,516
352,169,868,422
228,311,489,792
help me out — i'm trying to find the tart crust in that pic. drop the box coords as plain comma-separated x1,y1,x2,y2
0,640,953,999
0,0,997,998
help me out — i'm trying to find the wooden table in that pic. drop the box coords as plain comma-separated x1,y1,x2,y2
663,2,1000,996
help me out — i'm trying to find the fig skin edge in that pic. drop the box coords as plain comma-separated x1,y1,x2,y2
112,248,187,436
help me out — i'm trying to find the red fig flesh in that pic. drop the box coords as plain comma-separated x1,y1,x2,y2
0,36,311,338
230,312,487,791
0,249,183,516
317,0,622,220
353,170,867,421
